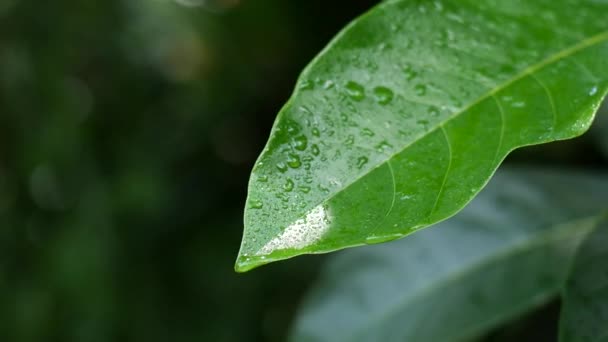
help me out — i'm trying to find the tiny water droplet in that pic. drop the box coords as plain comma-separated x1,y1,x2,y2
357,156,369,169
361,128,375,137
414,84,427,96
373,86,394,105
276,162,288,173
323,80,335,89
340,112,348,122
589,86,598,96
299,80,314,91
249,199,264,209
293,135,308,151
403,64,418,81
344,81,365,101
417,119,430,127
284,179,294,192
375,140,393,153
428,106,440,117
311,144,320,156
345,135,355,146
434,1,444,11
287,154,301,169
312,128,320,137
258,175,268,182
512,101,525,108
298,185,311,194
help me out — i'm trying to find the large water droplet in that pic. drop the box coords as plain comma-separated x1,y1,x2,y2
293,135,308,151
249,199,264,209
357,156,369,169
415,84,427,96
284,179,294,192
344,81,365,101
287,154,302,169
373,86,394,105
276,162,288,173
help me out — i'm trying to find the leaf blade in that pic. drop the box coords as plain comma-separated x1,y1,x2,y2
237,0,608,271
559,218,608,342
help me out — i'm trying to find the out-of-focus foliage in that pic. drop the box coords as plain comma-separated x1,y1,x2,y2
0,1,378,341
559,219,608,342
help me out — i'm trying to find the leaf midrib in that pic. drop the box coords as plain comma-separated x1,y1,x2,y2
271,31,608,248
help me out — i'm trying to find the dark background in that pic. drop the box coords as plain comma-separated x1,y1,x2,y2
0,1,606,341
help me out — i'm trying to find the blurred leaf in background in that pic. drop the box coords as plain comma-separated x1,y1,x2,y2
0,0,378,341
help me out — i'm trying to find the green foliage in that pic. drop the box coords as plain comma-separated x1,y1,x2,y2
237,0,608,272
559,218,608,342
292,169,608,342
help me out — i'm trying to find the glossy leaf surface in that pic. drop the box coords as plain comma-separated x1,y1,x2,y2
559,219,608,342
291,169,608,342
237,0,608,271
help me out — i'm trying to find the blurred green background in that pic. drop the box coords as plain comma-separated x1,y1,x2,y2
0,1,606,341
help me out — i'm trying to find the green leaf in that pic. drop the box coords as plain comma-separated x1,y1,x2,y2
236,0,608,271
559,217,608,342
291,168,608,342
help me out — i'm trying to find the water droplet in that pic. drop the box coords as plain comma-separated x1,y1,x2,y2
434,1,444,11
287,154,301,169
357,156,369,169
512,101,525,108
298,186,311,194
284,179,294,192
299,80,314,91
311,144,320,156
403,64,418,81
276,162,288,173
312,128,320,137
375,140,393,153
293,135,308,151
258,175,268,182
340,112,348,122
361,128,375,137
373,86,394,105
249,199,264,209
345,135,355,146
344,81,365,101
428,106,440,117
589,86,598,96
323,80,335,89
414,84,427,96
417,119,430,127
